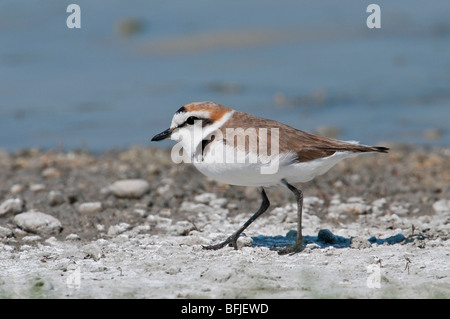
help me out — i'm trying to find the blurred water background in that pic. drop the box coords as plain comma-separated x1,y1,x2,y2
1,0,449,152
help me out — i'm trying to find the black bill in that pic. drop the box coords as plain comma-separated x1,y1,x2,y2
151,128,172,141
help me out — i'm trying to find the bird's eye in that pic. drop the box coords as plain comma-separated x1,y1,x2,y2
186,116,199,125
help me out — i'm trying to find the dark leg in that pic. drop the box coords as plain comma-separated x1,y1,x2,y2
203,187,270,250
276,179,304,255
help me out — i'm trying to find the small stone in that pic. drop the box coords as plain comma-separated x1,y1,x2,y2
131,225,151,234
42,167,61,178
432,199,450,213
48,191,65,206
109,179,150,199
147,215,172,230
45,236,59,246
179,201,214,214
22,235,42,242
113,234,129,243
133,208,147,217
303,196,324,207
13,211,62,236
45,237,58,245
169,221,195,236
107,223,131,236
0,226,13,238
65,233,81,241
210,198,228,208
156,184,170,196
237,236,253,249
372,198,387,207
372,198,388,215
82,243,103,261
333,180,344,188
19,244,33,251
389,203,409,215
100,186,111,196
328,202,371,216
165,266,181,275
0,198,25,216
194,193,217,204
348,197,364,203
12,227,28,237
78,202,103,214
30,184,46,193
159,209,172,217
10,184,24,194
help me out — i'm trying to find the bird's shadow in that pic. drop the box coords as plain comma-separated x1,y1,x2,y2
251,229,406,250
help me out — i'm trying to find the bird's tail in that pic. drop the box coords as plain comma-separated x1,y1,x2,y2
368,146,389,153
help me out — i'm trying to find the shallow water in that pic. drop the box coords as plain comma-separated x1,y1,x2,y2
1,1,449,151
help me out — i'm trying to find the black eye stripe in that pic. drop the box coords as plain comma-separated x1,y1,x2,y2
177,116,213,128
177,116,201,128
186,116,199,125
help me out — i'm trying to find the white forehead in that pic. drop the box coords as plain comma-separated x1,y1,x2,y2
170,110,210,129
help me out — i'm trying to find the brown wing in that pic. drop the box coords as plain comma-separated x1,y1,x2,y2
219,111,388,163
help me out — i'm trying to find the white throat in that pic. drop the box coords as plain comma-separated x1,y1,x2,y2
170,110,235,163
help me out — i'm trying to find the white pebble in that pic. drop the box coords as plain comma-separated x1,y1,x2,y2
13,211,62,236
153,216,173,229
22,235,42,242
237,236,253,249
30,184,46,193
168,221,194,236
210,198,227,208
0,198,24,216
194,193,217,204
159,209,172,217
107,222,131,236
432,199,450,213
133,208,147,217
0,226,13,238
328,202,371,216
82,243,103,261
109,179,150,198
48,191,65,206
10,184,24,194
65,233,81,241
131,225,151,234
42,167,61,178
179,201,214,214
156,184,170,196
78,202,103,214
303,196,324,207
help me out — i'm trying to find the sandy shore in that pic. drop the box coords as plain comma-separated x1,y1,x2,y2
0,144,449,298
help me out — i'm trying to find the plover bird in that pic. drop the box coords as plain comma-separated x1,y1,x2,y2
152,101,388,254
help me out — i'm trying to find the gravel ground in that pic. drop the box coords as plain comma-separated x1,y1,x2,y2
0,144,449,298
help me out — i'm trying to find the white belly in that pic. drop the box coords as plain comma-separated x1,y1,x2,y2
193,144,360,187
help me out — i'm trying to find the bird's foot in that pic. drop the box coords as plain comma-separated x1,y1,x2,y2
202,233,239,250
271,241,304,256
